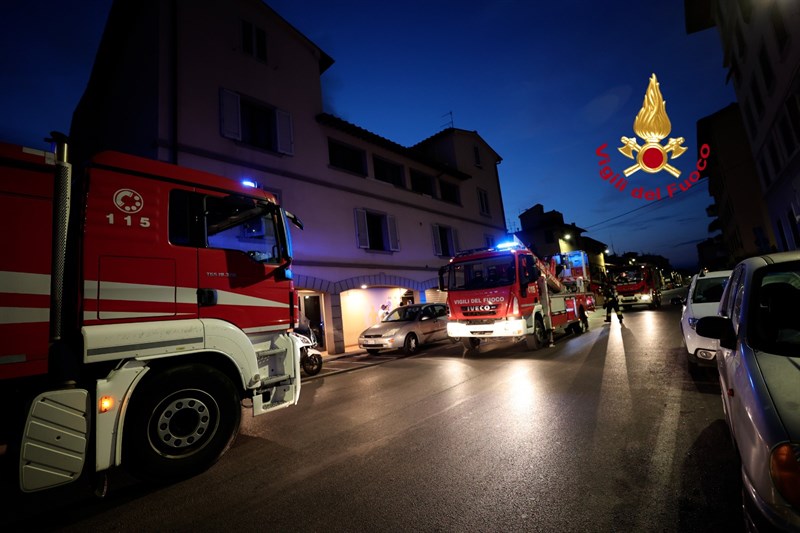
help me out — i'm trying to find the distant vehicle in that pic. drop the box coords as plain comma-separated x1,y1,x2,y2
438,241,596,353
680,269,732,371
358,303,450,355
697,251,800,532
607,263,664,310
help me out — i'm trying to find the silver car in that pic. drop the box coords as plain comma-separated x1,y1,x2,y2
358,303,450,355
697,251,800,532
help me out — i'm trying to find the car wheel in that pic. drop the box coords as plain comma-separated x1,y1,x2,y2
403,333,419,355
123,364,241,484
461,337,480,352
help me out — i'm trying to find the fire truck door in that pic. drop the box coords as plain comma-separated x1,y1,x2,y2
197,195,291,332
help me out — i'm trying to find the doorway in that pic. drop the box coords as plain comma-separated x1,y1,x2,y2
300,294,324,349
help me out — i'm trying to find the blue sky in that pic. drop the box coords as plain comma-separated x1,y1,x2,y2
0,1,736,269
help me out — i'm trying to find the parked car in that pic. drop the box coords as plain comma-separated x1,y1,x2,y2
696,251,800,532
680,269,732,371
358,303,450,355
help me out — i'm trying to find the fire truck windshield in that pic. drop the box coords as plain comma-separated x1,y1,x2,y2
609,269,643,284
446,255,516,290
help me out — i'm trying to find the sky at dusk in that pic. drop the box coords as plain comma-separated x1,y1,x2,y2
0,1,737,269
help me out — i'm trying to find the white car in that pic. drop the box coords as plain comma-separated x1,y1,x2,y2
697,251,800,531
357,303,450,355
680,269,732,371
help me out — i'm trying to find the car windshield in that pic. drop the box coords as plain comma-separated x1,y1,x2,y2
750,265,800,357
691,276,728,304
383,306,421,322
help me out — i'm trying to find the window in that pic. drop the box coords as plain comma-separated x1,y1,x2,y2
219,89,293,154
170,189,282,263
354,208,399,252
373,156,405,187
439,179,460,204
484,234,495,248
410,169,435,197
329,139,367,176
242,20,267,62
477,188,490,216
432,223,459,257
473,146,482,167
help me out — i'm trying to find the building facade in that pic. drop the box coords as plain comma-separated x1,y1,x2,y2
698,103,776,266
687,0,800,252
70,0,507,353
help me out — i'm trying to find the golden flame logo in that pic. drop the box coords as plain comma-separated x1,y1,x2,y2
618,74,686,177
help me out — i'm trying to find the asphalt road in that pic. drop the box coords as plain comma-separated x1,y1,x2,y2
1,291,745,532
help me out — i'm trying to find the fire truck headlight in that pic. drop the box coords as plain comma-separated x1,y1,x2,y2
641,294,651,301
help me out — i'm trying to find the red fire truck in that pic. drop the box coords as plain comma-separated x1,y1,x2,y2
606,262,664,309
438,240,596,351
0,136,303,493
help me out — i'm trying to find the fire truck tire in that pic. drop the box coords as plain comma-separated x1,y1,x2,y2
461,337,480,350
525,316,547,350
123,364,241,484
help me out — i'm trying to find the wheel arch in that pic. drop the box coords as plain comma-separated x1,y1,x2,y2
108,351,244,471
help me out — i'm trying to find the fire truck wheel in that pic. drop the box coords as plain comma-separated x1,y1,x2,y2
123,364,241,484
403,333,420,355
525,316,546,350
461,337,480,351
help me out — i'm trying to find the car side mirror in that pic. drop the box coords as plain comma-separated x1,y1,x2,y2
696,316,736,350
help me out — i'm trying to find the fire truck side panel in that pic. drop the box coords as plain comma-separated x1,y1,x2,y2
0,145,55,379
82,167,198,325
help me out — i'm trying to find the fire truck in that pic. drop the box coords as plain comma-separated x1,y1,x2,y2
438,240,596,351
0,136,303,493
606,263,664,310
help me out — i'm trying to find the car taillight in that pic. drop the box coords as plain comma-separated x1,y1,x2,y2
770,443,800,507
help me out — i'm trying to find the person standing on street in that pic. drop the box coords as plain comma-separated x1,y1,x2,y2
604,279,623,324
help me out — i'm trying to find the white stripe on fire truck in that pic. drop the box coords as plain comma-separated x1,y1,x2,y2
0,307,49,324
83,281,286,308
84,311,197,321
83,281,196,304
0,271,51,295
85,336,205,357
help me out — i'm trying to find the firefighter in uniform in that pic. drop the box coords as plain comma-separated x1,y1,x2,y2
603,278,623,323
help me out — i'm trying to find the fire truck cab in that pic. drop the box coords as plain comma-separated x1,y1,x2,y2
439,240,596,352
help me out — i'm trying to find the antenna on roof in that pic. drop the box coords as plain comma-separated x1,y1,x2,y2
440,111,454,129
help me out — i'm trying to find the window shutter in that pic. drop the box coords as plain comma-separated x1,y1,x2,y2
354,208,369,249
220,89,242,141
452,228,460,254
276,109,294,155
387,215,400,251
432,224,442,256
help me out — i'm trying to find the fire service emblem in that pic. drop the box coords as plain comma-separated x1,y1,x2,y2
618,74,687,177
